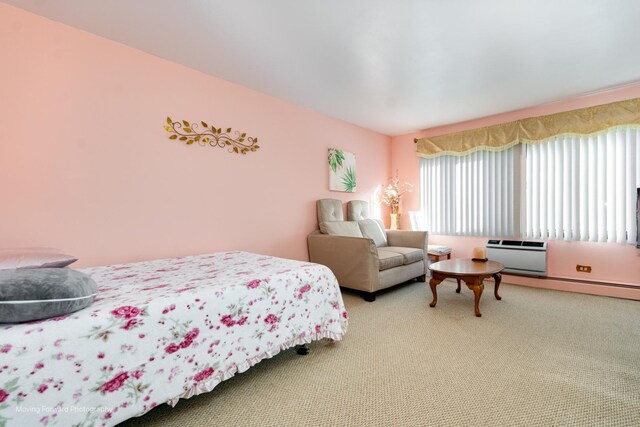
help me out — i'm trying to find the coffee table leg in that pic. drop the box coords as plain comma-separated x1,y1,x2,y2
493,273,502,300
471,283,484,317
455,279,461,293
429,277,443,308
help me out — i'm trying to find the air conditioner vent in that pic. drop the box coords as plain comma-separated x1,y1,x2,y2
486,240,547,277
522,241,544,248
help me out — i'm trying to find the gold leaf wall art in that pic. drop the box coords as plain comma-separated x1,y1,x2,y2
163,117,260,155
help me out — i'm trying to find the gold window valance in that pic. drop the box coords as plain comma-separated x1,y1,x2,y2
415,97,640,158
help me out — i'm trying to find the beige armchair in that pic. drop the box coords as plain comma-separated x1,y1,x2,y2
308,199,429,301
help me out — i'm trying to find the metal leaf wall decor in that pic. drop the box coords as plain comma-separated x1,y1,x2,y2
164,117,260,155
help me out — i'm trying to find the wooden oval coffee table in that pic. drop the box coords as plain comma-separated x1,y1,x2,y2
428,259,504,317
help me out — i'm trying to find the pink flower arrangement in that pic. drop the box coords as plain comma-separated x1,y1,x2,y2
194,367,215,383
100,372,129,393
381,171,413,214
111,306,140,319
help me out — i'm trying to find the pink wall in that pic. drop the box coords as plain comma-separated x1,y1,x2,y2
391,85,640,293
1,4,637,295
0,5,391,267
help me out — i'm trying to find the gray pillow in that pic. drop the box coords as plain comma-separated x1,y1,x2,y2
319,221,363,237
358,219,388,247
0,269,98,323
0,248,78,270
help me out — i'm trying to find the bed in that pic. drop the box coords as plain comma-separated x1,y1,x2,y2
0,251,348,426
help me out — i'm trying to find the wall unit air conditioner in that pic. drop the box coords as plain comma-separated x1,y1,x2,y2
486,240,547,277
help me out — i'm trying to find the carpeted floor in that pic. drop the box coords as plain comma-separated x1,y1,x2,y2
120,280,640,426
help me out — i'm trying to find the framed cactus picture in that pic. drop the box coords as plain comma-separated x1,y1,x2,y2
328,148,356,192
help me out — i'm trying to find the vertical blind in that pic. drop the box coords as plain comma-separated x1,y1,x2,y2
523,128,639,243
420,127,640,243
420,146,520,237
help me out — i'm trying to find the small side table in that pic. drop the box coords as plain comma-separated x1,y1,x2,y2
427,245,452,263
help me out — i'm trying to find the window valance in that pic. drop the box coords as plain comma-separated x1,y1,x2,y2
415,97,640,159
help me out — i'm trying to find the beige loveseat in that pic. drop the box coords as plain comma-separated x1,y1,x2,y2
308,199,429,301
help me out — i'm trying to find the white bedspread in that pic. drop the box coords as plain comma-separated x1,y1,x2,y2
0,252,348,426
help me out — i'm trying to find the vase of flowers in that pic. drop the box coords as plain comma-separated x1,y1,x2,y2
381,172,413,230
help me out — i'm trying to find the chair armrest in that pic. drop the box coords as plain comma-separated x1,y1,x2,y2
386,230,429,250
307,232,379,292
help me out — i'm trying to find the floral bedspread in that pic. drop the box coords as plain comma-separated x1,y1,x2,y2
0,252,348,426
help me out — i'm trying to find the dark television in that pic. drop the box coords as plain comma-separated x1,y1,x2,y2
637,188,640,248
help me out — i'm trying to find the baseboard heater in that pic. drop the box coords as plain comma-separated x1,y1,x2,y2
486,240,547,277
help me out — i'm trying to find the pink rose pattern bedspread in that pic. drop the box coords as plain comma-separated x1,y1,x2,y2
0,252,348,426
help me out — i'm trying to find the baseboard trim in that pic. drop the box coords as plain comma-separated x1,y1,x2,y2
501,274,640,301
545,276,640,290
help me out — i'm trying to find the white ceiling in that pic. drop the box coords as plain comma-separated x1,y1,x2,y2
4,0,640,135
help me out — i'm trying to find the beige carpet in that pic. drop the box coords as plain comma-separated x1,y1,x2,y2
120,280,640,426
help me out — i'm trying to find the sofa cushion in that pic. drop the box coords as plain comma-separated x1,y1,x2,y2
319,221,363,237
317,199,343,223
358,219,387,247
347,200,369,221
384,246,424,265
376,249,404,271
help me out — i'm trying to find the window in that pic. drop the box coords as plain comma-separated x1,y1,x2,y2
420,127,640,243
420,146,520,237
524,128,639,243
